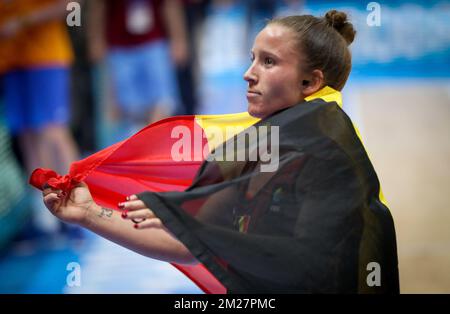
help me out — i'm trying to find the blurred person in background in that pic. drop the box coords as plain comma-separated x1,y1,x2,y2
88,0,188,139
67,2,97,156
174,0,208,115
0,0,79,235
196,0,250,115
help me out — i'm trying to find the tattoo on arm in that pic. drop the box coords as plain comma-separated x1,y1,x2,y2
97,207,113,219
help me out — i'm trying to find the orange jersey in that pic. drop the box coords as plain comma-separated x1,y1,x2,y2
0,0,73,73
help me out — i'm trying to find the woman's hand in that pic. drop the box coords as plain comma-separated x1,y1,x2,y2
120,195,164,229
42,182,99,225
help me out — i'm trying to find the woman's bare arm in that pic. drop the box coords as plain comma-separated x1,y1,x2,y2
82,203,198,265
43,183,198,265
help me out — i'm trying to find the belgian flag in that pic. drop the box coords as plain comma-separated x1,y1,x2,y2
30,87,399,293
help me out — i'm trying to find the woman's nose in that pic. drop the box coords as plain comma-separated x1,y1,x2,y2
243,64,257,84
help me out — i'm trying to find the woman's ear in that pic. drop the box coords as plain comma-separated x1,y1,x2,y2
301,69,325,97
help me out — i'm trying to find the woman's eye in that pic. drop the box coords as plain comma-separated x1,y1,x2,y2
264,58,274,66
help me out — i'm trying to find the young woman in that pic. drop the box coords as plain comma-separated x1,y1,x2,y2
41,10,399,293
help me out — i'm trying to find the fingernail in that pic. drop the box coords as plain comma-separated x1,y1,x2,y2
118,202,125,209
126,196,130,201
134,224,139,229
121,211,127,219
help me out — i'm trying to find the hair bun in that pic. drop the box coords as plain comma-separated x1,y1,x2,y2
325,10,356,45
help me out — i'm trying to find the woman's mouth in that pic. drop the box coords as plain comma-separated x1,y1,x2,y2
247,90,262,98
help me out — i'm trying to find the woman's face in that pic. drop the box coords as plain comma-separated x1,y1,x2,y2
244,24,309,119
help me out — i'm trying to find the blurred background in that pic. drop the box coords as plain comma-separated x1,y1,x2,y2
0,0,449,293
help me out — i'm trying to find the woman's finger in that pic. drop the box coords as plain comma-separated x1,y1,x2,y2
121,208,155,220
43,193,61,211
118,199,147,211
126,194,139,201
43,188,63,197
134,218,163,229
